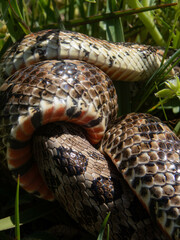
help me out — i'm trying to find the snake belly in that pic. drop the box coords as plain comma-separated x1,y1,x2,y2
0,29,179,240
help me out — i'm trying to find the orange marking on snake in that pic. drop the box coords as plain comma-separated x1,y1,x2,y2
19,164,39,186
86,126,105,143
15,63,26,73
22,176,43,192
48,106,68,122
14,126,32,141
7,145,31,161
18,163,46,193
37,183,54,200
21,117,35,136
80,116,98,125
92,125,105,132
25,59,38,67
106,68,118,76
20,164,54,199
111,70,133,81
42,107,54,125
43,191,54,201
86,131,103,144
8,151,31,168
88,137,102,145
68,111,87,124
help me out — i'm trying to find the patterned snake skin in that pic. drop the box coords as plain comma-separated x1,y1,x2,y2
0,29,179,240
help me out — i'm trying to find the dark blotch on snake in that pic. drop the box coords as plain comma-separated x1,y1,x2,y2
83,48,90,57
156,123,164,132
91,175,120,204
31,110,42,129
66,106,82,118
54,146,88,176
108,57,113,68
148,123,158,132
36,30,58,42
71,35,81,41
53,61,78,77
31,47,46,60
91,157,127,205
9,138,30,149
84,116,103,128
140,125,149,132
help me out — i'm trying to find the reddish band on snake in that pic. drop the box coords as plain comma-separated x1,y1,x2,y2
0,29,179,240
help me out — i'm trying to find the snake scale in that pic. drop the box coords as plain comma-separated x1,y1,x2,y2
0,29,180,240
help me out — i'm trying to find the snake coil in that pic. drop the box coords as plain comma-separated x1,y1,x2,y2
0,29,179,240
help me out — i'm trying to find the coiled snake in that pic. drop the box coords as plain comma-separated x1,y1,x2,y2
0,29,180,240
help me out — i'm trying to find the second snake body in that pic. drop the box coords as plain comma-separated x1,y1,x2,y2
0,29,173,84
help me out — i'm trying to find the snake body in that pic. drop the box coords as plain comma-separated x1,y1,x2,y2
0,29,179,240
0,29,175,84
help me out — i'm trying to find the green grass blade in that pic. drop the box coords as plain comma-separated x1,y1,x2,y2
63,3,177,27
86,0,99,36
135,48,180,112
105,0,124,42
174,120,180,137
7,0,30,34
106,223,110,240
0,216,19,231
97,212,110,240
0,201,57,231
126,0,166,45
105,0,130,116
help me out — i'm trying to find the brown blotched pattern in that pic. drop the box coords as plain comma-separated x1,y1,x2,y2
0,29,174,85
34,122,168,240
99,113,180,239
0,29,179,240
0,59,117,199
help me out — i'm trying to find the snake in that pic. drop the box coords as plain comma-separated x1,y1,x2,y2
0,29,180,240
